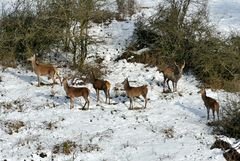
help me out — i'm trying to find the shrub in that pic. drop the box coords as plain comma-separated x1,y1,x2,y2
52,140,77,155
0,0,109,69
0,0,64,64
210,98,240,139
220,99,240,139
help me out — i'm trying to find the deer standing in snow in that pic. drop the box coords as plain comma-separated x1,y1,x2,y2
91,71,111,104
160,61,185,92
27,55,61,87
122,78,148,109
62,77,90,110
198,87,220,120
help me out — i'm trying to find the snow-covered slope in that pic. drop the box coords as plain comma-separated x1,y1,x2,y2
0,0,239,161
209,0,240,35
0,58,230,161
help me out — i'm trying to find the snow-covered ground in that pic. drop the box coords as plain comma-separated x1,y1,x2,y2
0,0,239,161
208,0,240,35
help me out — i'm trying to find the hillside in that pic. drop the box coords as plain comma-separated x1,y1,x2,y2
0,0,240,161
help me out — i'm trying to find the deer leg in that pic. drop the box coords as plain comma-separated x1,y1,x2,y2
107,90,110,104
95,89,99,102
51,72,56,84
212,109,215,121
129,97,133,110
82,97,89,110
173,82,177,92
163,77,167,92
37,75,40,87
70,97,74,109
59,75,62,86
55,72,62,85
50,73,55,89
217,108,219,120
82,98,87,110
104,89,108,104
87,99,90,110
167,79,171,92
172,81,175,92
207,108,210,120
144,96,147,109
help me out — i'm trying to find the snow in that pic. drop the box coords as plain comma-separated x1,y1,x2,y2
1,63,230,161
0,0,239,161
208,0,240,35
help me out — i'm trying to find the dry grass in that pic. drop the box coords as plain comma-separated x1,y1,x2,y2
163,127,174,139
52,140,101,155
53,140,77,155
0,120,25,135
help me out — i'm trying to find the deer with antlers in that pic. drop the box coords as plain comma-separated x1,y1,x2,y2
160,61,185,92
198,87,220,121
27,54,61,87
122,78,148,109
91,71,111,104
62,77,90,110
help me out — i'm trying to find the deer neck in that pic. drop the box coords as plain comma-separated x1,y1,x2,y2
201,91,207,100
63,80,69,92
31,59,38,71
175,68,183,81
124,80,130,90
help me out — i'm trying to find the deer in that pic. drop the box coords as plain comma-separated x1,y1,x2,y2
122,78,148,110
198,87,220,121
160,61,185,92
223,147,240,161
62,77,90,110
91,71,111,104
210,138,232,150
27,54,61,87
211,138,240,161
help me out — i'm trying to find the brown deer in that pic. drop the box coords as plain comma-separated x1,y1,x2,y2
122,78,148,109
62,77,90,110
211,138,240,161
160,61,185,92
27,55,61,87
91,71,111,104
223,148,240,161
210,138,232,150
198,87,220,120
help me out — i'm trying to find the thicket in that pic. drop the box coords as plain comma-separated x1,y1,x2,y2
210,98,240,139
220,99,240,139
0,0,113,70
119,0,240,92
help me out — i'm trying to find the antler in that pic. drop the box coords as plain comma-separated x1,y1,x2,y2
174,61,178,67
182,60,185,68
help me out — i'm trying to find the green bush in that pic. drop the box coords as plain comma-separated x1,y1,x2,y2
213,99,240,139
0,0,64,64
0,0,106,69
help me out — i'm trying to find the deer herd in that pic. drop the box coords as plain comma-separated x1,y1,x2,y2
27,55,220,121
